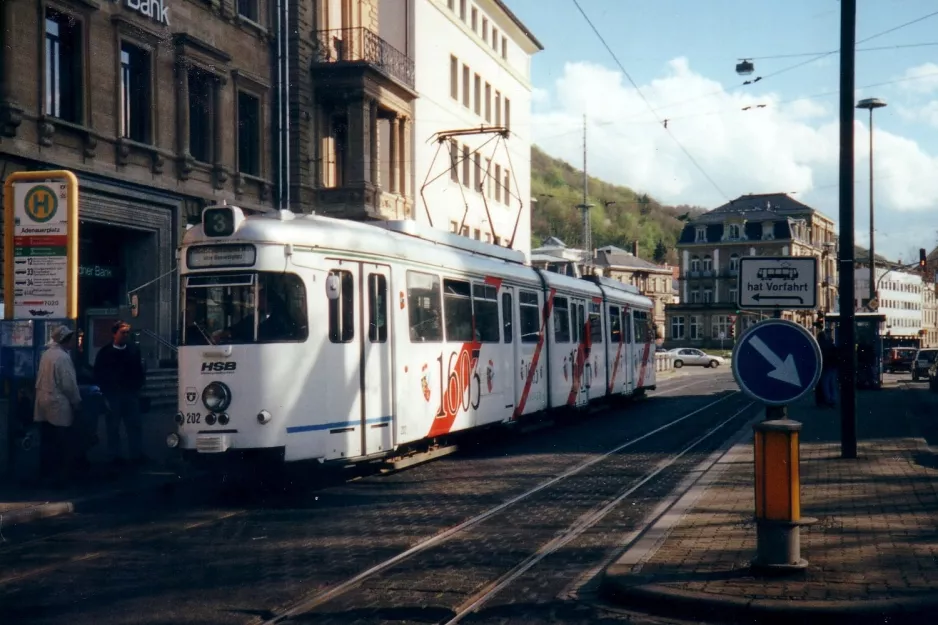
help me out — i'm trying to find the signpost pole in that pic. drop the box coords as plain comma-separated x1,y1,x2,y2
839,0,858,459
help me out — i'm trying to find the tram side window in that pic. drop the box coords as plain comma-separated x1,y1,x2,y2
444,278,473,342
519,290,540,343
473,283,500,343
406,271,443,342
502,291,513,343
367,273,388,343
608,305,621,343
553,296,571,343
589,302,603,344
623,309,632,343
183,272,308,345
572,303,584,343
633,311,648,344
329,270,355,343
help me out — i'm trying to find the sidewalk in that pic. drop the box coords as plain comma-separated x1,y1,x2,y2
601,386,938,624
0,405,186,527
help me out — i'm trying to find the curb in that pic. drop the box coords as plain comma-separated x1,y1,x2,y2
0,468,195,528
599,575,938,625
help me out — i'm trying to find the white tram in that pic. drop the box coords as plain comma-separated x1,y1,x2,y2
167,204,657,468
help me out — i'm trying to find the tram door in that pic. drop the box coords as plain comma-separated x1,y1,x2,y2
571,297,590,407
326,260,393,459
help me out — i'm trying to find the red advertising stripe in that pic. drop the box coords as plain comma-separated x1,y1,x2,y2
427,341,482,438
483,276,503,290
513,289,556,420
608,334,625,395
637,341,653,388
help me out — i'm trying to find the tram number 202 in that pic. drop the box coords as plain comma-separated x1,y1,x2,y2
186,412,202,424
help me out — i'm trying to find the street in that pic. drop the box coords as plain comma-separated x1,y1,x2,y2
1,368,934,625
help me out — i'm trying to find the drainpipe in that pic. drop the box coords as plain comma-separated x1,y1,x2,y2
284,0,291,209
275,0,283,211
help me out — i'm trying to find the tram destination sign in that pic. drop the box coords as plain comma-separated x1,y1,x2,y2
738,256,817,310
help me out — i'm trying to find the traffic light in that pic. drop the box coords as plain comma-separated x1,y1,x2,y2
729,323,736,339
920,248,927,269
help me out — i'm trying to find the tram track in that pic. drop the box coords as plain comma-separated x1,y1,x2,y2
0,372,737,625
251,384,751,625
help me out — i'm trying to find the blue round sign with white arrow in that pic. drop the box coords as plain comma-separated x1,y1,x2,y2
732,319,822,406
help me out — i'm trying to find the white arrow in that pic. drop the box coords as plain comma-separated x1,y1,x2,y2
748,335,802,387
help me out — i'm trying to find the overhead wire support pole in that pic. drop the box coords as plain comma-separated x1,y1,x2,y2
839,0,859,460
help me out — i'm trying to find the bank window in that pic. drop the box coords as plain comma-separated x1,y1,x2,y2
327,270,355,343
519,290,540,343
407,271,442,342
502,292,513,343
689,315,700,340
484,82,492,122
444,279,473,342
473,283,499,343
183,272,308,345
120,41,151,143
450,55,458,100
189,69,215,163
238,0,258,22
589,302,603,344
609,305,622,342
554,296,571,343
671,316,685,340
238,91,261,176
368,274,388,343
45,9,83,123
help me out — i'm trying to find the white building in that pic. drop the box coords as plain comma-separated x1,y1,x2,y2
856,268,923,338
412,0,542,260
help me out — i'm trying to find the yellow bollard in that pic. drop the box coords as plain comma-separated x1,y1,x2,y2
752,417,810,573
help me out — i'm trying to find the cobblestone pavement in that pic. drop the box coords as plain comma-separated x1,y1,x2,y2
602,382,938,623
1,370,751,625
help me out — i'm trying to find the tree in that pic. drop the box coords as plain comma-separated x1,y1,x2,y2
654,240,668,264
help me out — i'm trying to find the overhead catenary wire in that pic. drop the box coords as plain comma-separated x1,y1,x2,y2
570,0,731,202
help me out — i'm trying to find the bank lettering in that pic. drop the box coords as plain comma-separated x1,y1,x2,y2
120,0,170,26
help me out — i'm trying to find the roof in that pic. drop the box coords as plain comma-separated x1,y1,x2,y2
540,236,567,248
927,246,938,262
690,193,820,224
492,0,544,50
594,249,670,272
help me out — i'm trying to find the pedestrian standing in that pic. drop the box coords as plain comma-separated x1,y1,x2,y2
34,325,82,487
94,321,147,466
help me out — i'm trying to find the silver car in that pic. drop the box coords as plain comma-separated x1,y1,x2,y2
669,348,726,369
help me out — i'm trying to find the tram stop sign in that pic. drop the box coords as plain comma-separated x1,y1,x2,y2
732,319,822,406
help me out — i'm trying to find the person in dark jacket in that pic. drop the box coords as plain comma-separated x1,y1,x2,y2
93,321,147,465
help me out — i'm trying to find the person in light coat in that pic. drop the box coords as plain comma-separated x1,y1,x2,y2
34,325,82,485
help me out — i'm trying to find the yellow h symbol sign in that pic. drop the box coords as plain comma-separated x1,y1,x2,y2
24,185,58,223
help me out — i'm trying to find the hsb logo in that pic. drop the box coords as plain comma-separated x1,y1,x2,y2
201,362,237,372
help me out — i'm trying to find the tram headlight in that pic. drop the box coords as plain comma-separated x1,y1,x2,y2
166,433,180,448
202,382,232,412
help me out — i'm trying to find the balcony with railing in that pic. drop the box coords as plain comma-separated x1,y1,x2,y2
312,27,415,90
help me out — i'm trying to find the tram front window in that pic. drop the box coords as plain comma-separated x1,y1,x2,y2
184,272,308,345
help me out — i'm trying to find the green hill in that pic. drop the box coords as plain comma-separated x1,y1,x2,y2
530,146,704,264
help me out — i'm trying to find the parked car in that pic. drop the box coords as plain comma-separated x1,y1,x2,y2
912,348,938,381
668,348,725,369
929,360,938,392
885,347,918,373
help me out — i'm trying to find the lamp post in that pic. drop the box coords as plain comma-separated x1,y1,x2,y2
856,97,887,305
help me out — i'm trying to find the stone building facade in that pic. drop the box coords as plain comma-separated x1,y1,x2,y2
0,0,276,369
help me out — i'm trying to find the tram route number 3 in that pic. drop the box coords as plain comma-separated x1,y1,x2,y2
186,412,202,424
435,349,482,417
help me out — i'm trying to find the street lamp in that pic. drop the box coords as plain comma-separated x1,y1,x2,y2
856,97,887,305
736,59,755,75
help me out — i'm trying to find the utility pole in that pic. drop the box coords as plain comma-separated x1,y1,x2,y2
576,114,594,267
839,0,858,459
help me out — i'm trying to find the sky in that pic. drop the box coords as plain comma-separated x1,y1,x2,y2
507,0,938,262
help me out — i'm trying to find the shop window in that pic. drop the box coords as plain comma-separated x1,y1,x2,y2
188,69,214,163
328,270,354,343
120,41,151,143
407,271,442,342
609,305,622,342
238,91,261,176
367,274,388,343
502,292,513,343
671,316,685,340
689,315,700,339
444,279,473,342
45,9,83,123
238,0,258,22
519,290,540,343
473,283,499,343
554,296,571,343
589,302,603,344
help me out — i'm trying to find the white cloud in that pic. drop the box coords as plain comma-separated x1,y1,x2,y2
533,59,938,221
896,101,938,129
898,62,938,94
